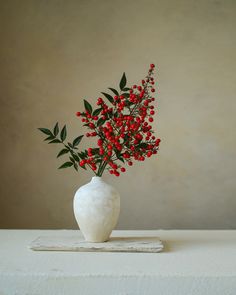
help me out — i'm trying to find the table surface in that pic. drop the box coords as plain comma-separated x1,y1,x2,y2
1,230,236,295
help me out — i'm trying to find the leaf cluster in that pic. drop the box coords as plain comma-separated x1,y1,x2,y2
38,123,84,171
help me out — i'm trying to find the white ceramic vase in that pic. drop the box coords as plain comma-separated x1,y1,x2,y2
73,176,120,242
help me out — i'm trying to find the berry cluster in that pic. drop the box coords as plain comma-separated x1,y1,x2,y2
39,64,160,177
75,64,161,177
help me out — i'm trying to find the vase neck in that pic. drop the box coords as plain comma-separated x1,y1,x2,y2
91,176,103,183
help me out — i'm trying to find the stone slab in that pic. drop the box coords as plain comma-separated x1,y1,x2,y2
30,235,164,253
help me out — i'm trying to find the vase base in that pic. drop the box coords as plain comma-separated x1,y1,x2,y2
85,239,109,243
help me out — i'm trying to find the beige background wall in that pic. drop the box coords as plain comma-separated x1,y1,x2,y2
0,0,236,229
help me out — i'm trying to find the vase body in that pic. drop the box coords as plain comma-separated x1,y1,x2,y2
73,176,120,242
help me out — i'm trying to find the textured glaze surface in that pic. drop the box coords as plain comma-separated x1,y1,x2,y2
1,230,236,294
73,177,120,242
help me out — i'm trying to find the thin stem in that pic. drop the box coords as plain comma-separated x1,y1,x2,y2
97,161,104,176
99,161,108,176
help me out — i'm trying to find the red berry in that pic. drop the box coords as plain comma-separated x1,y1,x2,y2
121,167,126,172
79,160,85,167
150,63,155,69
123,152,130,159
89,123,95,129
128,161,133,166
155,138,161,146
112,164,118,170
138,86,142,91
149,117,154,122
76,112,81,117
97,97,103,105
150,110,155,115
99,148,104,155
151,88,155,93
97,139,103,146
147,151,152,157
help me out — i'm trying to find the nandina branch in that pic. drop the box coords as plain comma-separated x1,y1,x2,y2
39,64,161,177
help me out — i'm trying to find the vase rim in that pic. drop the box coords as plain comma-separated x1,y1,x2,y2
91,176,103,181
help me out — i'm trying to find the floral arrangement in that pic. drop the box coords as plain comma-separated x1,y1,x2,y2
38,64,161,177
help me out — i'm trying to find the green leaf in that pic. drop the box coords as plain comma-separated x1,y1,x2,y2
58,162,73,169
68,142,74,149
92,108,102,116
38,128,53,136
73,163,78,171
53,122,59,136
73,135,83,147
72,153,80,161
78,151,86,159
108,87,119,96
119,72,127,91
44,135,55,141
122,92,130,98
57,148,69,158
97,118,106,127
91,148,100,154
60,125,67,142
123,134,130,142
70,156,75,163
48,139,61,144
113,111,118,117
122,87,130,91
115,150,125,163
125,100,134,106
78,152,84,159
101,92,114,103
139,142,148,148
84,99,93,114
118,156,125,163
